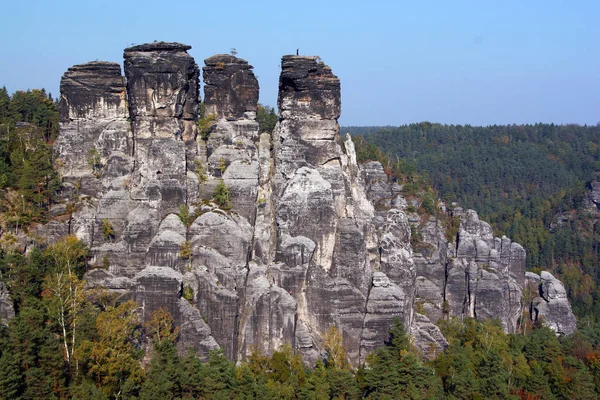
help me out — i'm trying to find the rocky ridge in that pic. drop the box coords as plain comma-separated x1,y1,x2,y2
44,42,577,365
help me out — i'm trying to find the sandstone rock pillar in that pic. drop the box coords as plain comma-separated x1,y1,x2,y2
55,62,132,196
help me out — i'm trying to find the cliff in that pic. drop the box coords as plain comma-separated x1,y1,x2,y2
47,42,576,365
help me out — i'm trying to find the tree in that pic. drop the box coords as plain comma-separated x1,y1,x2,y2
139,339,181,400
0,86,9,121
77,300,144,398
0,352,24,399
363,319,443,399
196,112,216,140
144,307,179,345
477,350,509,398
87,148,102,176
213,179,231,209
322,325,349,370
256,104,278,134
43,236,89,368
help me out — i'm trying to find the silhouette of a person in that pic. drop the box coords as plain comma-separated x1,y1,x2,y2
296,48,299,55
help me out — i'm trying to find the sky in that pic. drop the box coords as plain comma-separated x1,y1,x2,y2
1,0,598,126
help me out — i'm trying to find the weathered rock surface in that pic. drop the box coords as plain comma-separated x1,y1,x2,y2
203,54,259,120
527,271,577,335
200,55,260,223
585,179,600,212
51,46,577,367
411,207,526,334
0,281,15,326
124,42,199,142
55,61,132,192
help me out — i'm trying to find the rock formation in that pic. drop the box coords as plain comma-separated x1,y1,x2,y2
55,61,132,197
526,271,577,335
412,207,525,333
50,43,577,366
0,281,14,326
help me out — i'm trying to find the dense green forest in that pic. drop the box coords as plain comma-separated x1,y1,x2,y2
2,236,600,399
347,123,600,345
2,88,600,398
0,86,59,228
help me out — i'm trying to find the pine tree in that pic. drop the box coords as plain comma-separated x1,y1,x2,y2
363,319,443,399
477,350,509,398
0,352,24,400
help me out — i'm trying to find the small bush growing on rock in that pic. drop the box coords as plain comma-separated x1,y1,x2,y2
197,113,217,140
180,240,192,260
257,196,267,207
182,286,194,302
415,299,426,314
213,180,231,210
420,192,436,215
218,157,227,176
194,159,207,185
256,104,278,134
409,225,423,246
442,300,450,316
178,205,191,227
444,215,460,243
101,218,114,241
87,148,102,177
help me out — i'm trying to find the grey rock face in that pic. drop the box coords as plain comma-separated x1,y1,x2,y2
203,54,259,120
55,61,132,186
585,179,600,211
124,42,199,141
0,281,15,326
201,55,260,223
410,313,448,359
53,47,577,367
411,207,526,333
528,271,577,335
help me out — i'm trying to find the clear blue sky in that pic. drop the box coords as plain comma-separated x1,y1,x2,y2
1,0,598,126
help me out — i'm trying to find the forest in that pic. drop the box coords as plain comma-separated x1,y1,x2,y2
347,123,600,347
2,236,600,399
1,88,600,398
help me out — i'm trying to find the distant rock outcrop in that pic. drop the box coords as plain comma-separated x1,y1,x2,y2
412,208,525,333
526,271,577,335
0,281,15,326
50,43,577,366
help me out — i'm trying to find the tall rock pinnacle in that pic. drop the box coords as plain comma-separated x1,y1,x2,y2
55,62,131,191
123,42,199,142
275,56,342,180
268,55,419,363
203,54,259,120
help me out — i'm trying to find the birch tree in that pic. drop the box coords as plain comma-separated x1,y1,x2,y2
42,235,88,368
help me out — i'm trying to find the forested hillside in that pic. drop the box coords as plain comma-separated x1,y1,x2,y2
347,123,600,343
2,87,600,398
2,238,600,399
